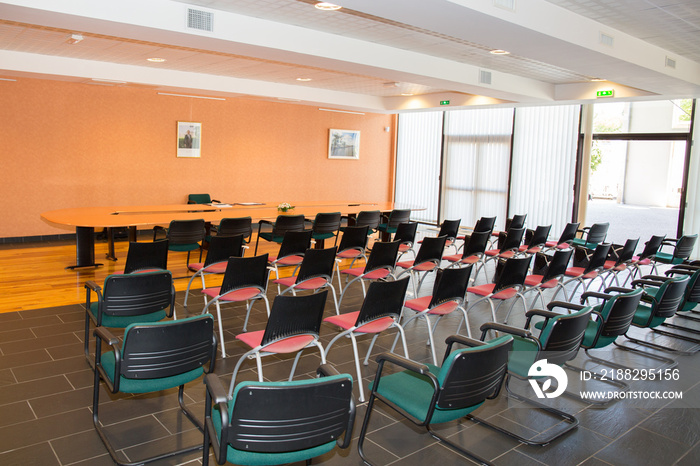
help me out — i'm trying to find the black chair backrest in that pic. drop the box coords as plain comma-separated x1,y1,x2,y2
272,214,306,236
437,336,513,410
188,193,211,204
337,225,369,253
277,230,313,259
437,219,461,240
296,247,337,283
228,375,353,453
386,209,411,229
218,217,253,240
474,216,497,234
651,275,690,319
557,222,580,244
354,277,410,327
123,240,168,274
526,225,552,248
121,315,215,379
585,222,609,244
584,243,612,273
501,226,526,251
429,266,472,307
393,222,418,245
355,210,381,230
202,234,244,267
219,254,270,295
168,219,206,245
667,266,700,310
598,289,644,338
540,307,591,365
365,241,400,272
506,214,527,231
102,271,174,318
260,291,328,346
639,234,665,259
313,212,342,235
462,230,491,258
541,248,574,282
493,255,531,291
413,235,448,264
610,238,639,265
674,234,698,260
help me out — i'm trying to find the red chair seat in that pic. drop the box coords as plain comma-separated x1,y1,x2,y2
468,283,518,300
202,286,262,302
268,255,304,266
443,254,480,265
484,249,500,257
324,312,395,334
341,267,391,279
236,330,316,353
337,250,363,259
274,276,328,290
565,267,584,277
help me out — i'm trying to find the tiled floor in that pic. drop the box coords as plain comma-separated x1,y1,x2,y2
1,262,700,466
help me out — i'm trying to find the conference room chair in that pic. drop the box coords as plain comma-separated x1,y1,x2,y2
443,230,491,281
188,193,219,204
93,314,217,466
656,263,700,322
481,226,526,281
201,254,271,358
334,225,369,289
518,224,552,254
306,211,342,247
395,235,448,297
324,277,411,402
625,234,666,284
273,246,340,315
456,215,496,248
520,248,574,310
122,239,168,274
254,213,306,254
572,222,609,249
551,243,612,302
337,240,401,306
393,266,473,365
215,216,253,244
266,230,313,286
543,221,580,251
202,365,355,466
463,255,532,326
393,221,418,260
183,234,245,308
84,270,175,367
342,209,381,235
230,291,328,384
418,218,461,255
358,334,513,466
493,213,527,248
474,305,592,445
651,233,698,273
376,208,411,240
153,218,207,269
599,237,639,287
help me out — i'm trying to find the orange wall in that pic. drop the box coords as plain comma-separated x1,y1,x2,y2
0,78,396,238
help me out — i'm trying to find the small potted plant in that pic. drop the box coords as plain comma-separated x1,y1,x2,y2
277,202,294,213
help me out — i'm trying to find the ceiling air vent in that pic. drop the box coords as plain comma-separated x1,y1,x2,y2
480,70,492,85
187,8,213,32
599,32,614,47
665,56,676,69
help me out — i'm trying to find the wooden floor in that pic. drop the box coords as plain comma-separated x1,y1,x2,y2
0,234,319,313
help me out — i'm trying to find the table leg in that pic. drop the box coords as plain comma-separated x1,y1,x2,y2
66,226,103,269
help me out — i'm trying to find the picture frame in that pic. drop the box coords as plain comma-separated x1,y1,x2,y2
177,121,201,158
328,129,360,160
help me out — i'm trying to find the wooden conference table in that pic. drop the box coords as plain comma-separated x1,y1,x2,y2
41,201,414,269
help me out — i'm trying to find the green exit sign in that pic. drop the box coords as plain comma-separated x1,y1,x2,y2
440,100,450,105
596,89,614,98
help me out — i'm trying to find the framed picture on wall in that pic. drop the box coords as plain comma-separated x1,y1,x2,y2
328,129,360,160
177,121,201,158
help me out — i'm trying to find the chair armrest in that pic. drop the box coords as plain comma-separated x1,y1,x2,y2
375,352,430,376
546,301,585,313
666,269,694,277
211,198,221,203
632,278,664,288
604,286,634,294
204,373,230,404
85,280,101,292
445,334,486,348
94,327,119,346
480,322,531,339
641,274,670,282
317,363,341,378
526,308,563,320
580,291,612,303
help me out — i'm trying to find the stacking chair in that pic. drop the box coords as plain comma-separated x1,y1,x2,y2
457,215,496,247
93,314,217,466
481,226,526,281
230,291,328,384
474,305,592,445
203,365,355,466
153,219,207,268
493,214,527,248
395,235,447,297
464,255,532,325
651,234,698,273
201,254,271,357
215,217,253,244
519,224,552,254
625,234,666,283
266,230,313,284
254,214,305,254
599,238,639,287
334,225,369,289
543,222,580,251
324,277,411,402
84,271,175,366
394,266,473,365
122,239,168,274
338,240,400,305
520,248,574,310
183,234,245,308
273,246,340,315
188,193,219,204
419,218,461,254
660,264,700,320
572,222,609,249
443,230,491,278
351,209,381,233
307,211,342,247
358,334,513,466
393,221,418,260
377,208,411,240
551,242,612,302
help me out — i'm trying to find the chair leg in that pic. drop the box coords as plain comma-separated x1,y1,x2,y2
214,301,227,358
426,426,495,466
349,333,367,402
611,336,678,370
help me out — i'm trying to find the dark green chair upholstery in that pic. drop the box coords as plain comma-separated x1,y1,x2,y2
307,211,342,246
358,334,513,466
188,193,219,204
93,314,217,466
651,234,698,273
571,222,609,249
376,208,411,239
153,219,207,268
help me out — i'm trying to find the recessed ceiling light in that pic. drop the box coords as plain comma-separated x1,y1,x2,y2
401,93,414,96
590,77,607,82
147,57,167,62
296,77,312,82
489,49,510,55
315,2,342,11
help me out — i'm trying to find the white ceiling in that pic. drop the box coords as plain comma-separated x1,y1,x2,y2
0,0,698,113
